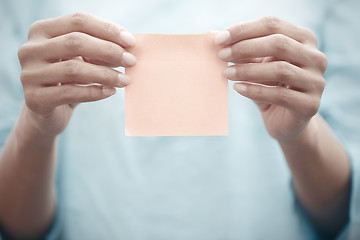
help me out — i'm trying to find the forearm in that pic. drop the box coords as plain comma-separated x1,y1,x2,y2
280,114,351,236
0,105,57,239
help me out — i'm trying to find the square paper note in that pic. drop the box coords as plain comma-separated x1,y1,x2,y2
125,33,228,136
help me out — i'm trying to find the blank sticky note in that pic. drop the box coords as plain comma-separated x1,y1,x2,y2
125,33,228,136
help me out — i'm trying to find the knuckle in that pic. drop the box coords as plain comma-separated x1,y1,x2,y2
103,43,118,60
65,32,84,50
20,70,32,85
277,87,290,105
234,23,246,35
101,69,116,85
63,60,81,78
306,29,318,44
69,12,90,27
60,87,74,102
315,52,328,72
233,41,250,59
103,22,120,40
272,34,290,53
18,44,32,63
87,86,101,100
28,20,44,38
262,16,281,32
28,21,40,34
252,85,264,99
275,62,294,81
238,64,253,79
314,77,326,92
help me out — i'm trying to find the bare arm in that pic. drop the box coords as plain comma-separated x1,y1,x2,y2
0,107,57,239
216,16,351,237
280,114,350,237
0,12,136,239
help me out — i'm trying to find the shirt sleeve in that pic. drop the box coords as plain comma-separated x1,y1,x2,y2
0,1,63,239
319,0,360,239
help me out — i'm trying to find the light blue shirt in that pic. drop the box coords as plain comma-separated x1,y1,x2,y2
1,0,360,239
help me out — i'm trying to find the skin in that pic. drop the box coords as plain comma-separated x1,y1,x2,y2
0,13,351,239
0,13,136,239
216,16,350,237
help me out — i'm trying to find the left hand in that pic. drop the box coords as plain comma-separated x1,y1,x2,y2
215,16,328,142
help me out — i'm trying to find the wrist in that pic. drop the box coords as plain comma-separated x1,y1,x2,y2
278,114,320,149
14,105,58,150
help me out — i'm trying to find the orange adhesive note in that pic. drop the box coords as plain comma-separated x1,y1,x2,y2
125,33,228,136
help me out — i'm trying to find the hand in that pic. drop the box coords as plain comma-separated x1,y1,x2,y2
215,16,328,142
18,12,137,137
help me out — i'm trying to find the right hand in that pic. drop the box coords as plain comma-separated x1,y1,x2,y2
18,12,137,137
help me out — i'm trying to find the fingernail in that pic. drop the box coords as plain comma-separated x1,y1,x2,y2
123,52,137,66
120,31,136,47
223,67,236,78
103,86,116,96
215,30,230,45
118,73,131,86
234,83,247,92
218,47,232,60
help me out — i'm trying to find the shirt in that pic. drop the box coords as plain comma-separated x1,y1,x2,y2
0,0,359,239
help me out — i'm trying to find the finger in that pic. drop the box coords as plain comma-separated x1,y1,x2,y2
82,56,117,67
223,61,325,93
218,34,318,68
233,82,319,117
22,59,130,88
235,56,277,64
34,32,137,67
29,12,136,47
215,16,317,46
234,57,265,64
37,84,117,108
